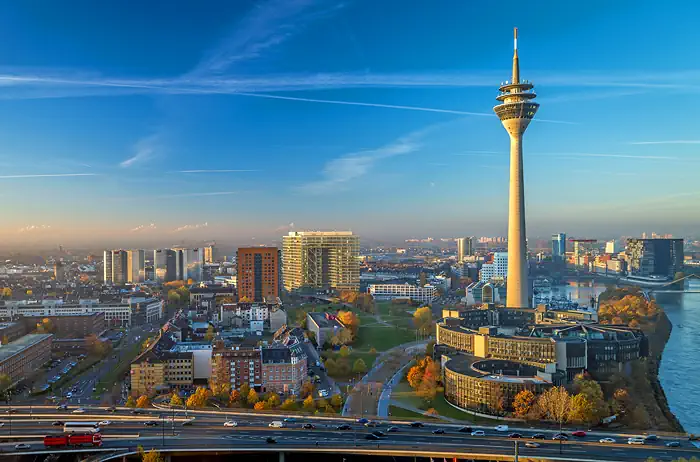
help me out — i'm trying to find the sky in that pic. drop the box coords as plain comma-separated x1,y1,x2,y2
0,0,699,248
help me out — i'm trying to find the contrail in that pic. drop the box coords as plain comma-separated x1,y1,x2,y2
0,173,97,179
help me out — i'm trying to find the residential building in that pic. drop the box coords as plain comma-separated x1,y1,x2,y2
368,283,436,304
456,237,474,262
605,240,618,254
551,233,566,261
127,250,146,283
480,252,508,282
625,238,685,277
154,249,178,283
261,344,307,394
237,247,279,302
210,343,262,391
0,334,52,386
282,231,360,292
169,342,212,383
306,312,344,347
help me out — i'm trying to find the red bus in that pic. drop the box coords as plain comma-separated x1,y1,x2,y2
44,433,103,448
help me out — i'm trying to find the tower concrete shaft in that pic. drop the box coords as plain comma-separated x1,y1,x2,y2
494,27,539,308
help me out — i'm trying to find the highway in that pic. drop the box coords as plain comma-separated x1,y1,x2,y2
0,405,698,461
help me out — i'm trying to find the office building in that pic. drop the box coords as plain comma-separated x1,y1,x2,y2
456,237,474,263
154,249,178,283
605,240,618,254
494,28,538,308
103,250,128,284
625,238,684,277
480,252,508,282
0,334,53,386
174,248,204,282
368,283,436,304
127,250,146,283
0,322,28,344
204,245,215,264
551,233,566,261
237,247,279,302
282,231,360,292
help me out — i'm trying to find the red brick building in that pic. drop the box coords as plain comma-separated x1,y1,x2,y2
210,343,262,391
236,247,279,302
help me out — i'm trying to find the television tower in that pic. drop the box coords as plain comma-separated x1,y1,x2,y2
494,28,539,308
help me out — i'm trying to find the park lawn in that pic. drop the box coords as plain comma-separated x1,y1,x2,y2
356,325,416,351
323,350,379,380
388,405,428,420
391,381,492,424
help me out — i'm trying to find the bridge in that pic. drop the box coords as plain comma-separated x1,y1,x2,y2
648,273,700,293
1,405,699,462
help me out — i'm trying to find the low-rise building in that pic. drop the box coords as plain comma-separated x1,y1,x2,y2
130,349,194,397
0,334,52,386
21,312,106,338
261,344,307,395
0,322,27,344
306,312,344,347
210,343,262,391
368,283,436,304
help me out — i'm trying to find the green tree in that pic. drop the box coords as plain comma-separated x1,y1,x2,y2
125,395,136,407
167,290,180,305
239,383,251,403
339,345,350,357
352,358,367,374
425,340,436,357
413,307,433,335
267,392,281,408
369,346,377,354
0,374,11,391
280,398,296,411
169,393,183,407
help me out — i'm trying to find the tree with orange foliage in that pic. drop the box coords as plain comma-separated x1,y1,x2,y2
337,311,360,335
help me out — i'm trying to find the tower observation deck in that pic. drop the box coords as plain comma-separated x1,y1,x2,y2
494,28,538,309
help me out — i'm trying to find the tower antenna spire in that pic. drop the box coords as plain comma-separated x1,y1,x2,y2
512,27,520,84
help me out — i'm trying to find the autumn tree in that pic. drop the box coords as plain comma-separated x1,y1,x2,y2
413,306,433,335
138,446,164,462
228,389,241,407
204,325,216,342
300,381,315,398
512,389,536,418
125,396,136,407
330,394,344,409
186,386,212,408
339,345,350,357
1,287,11,298
1,335,8,346
337,311,360,336
267,392,281,408
211,383,231,401
280,398,296,411
253,401,267,411
406,364,424,389
170,393,183,407
136,395,151,408
167,290,180,305
352,358,367,374
569,393,595,424
239,384,251,403
537,386,571,426
247,388,259,406
303,395,315,411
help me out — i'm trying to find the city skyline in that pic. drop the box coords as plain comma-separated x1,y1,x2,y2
1,1,700,247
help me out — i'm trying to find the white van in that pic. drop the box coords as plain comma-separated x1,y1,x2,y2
269,421,285,428
628,437,645,445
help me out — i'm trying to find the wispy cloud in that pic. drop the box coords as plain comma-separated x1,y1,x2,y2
0,173,96,179
628,140,700,145
172,222,209,233
157,191,239,199
275,222,295,232
174,169,258,173
130,223,157,232
532,152,678,160
18,224,51,233
120,133,160,168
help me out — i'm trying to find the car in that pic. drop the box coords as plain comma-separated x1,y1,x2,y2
181,418,195,426
599,438,616,444
5,408,17,414
531,433,546,439
644,434,659,441
144,421,159,426
72,408,85,414
65,392,73,398
409,422,424,428
666,441,681,447
0,423,4,427
131,410,145,415
525,442,541,448
372,431,386,437
266,437,277,444
364,421,379,428
432,429,445,434
471,430,485,436
508,433,523,439
106,406,117,412
553,434,569,441
336,424,352,430
387,426,399,433
98,420,112,426
357,418,368,424
14,444,31,450
302,423,316,429
458,426,473,433
365,434,381,440
628,437,645,445
283,417,297,423
572,431,587,437
223,420,238,427
52,421,64,426
495,425,509,432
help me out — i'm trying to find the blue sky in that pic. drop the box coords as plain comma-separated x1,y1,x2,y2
0,0,699,247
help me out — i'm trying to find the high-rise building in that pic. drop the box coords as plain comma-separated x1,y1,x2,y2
494,28,538,308
605,240,618,254
480,252,509,282
456,237,474,262
127,250,146,283
625,238,684,277
173,248,204,282
237,247,279,302
103,250,128,284
204,245,215,264
282,231,360,292
551,233,566,261
154,249,178,283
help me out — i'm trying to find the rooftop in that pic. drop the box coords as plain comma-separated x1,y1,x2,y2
445,355,550,385
0,334,52,363
307,311,344,329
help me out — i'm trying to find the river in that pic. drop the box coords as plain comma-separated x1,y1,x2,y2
549,278,700,434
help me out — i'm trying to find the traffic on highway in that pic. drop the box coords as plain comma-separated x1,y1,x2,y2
0,404,698,461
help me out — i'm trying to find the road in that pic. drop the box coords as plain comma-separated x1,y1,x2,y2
1,405,698,461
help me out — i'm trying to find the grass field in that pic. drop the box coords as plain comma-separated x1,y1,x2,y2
388,405,428,419
355,325,416,351
390,380,493,423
